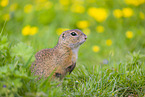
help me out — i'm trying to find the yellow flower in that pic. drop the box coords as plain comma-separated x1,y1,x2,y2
72,0,84,4
0,0,9,7
92,45,100,52
10,3,18,11
112,93,114,96
125,31,133,39
113,9,123,18
3,14,10,21
76,21,89,29
24,4,33,13
22,25,38,36
59,0,70,6
56,28,70,35
35,0,53,11
29,27,38,35
71,4,85,13
88,7,108,22
82,28,90,35
22,25,31,36
124,0,145,6
122,8,133,18
124,0,139,6
96,26,104,33
106,39,112,46
139,12,144,20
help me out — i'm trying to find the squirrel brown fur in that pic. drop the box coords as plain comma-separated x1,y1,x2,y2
31,29,87,80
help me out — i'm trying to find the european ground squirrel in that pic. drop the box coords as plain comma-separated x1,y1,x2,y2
31,29,87,80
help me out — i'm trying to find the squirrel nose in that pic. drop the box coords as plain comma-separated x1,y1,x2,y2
84,35,87,40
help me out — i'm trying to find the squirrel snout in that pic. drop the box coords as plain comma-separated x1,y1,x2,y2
84,35,87,40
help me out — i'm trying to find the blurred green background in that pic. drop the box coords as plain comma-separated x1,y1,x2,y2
0,0,145,96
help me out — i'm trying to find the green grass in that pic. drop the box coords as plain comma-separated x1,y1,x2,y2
0,0,145,96
0,33,145,96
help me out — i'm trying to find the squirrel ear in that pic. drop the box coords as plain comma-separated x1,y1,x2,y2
62,33,65,39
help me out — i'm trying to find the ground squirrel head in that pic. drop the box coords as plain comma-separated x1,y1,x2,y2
58,29,87,49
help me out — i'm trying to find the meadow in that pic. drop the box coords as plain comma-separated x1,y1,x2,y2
0,0,145,96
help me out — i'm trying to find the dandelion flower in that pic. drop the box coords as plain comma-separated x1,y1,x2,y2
96,26,104,33
88,7,108,22
106,39,112,46
24,4,33,13
22,25,31,36
72,0,84,4
0,0,9,7
76,20,89,29
71,4,85,13
22,25,38,36
122,8,133,18
56,28,70,35
112,93,114,96
126,31,133,39
124,0,140,6
113,9,123,18
29,27,38,35
124,0,145,6
59,0,70,6
92,45,100,52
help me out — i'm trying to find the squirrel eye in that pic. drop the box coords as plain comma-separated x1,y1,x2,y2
71,32,77,36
